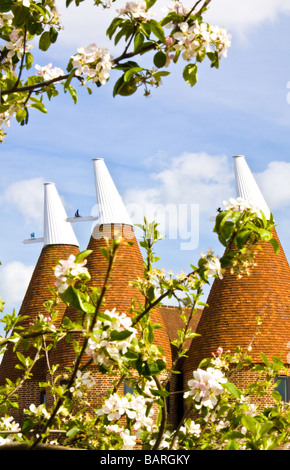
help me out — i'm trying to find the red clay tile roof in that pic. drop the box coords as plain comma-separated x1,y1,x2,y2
0,244,79,383
159,305,202,348
51,224,172,369
183,229,290,382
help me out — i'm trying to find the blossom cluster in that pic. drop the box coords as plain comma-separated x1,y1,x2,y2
116,1,154,22
54,254,89,293
106,424,137,450
85,308,137,368
29,313,56,332
0,416,21,446
69,370,95,398
0,105,19,131
184,367,227,409
0,12,14,28
171,21,231,62
149,418,201,449
26,403,50,419
201,250,224,280
35,63,64,82
223,197,263,218
71,43,112,86
4,28,33,61
97,390,155,432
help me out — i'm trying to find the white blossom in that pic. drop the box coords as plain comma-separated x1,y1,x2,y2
106,424,137,450
119,429,137,450
116,1,154,22
179,419,201,437
35,63,64,82
27,403,50,419
69,370,95,398
184,367,227,409
54,254,89,293
0,12,14,27
71,44,112,86
223,197,262,217
97,391,154,432
85,308,137,368
5,29,33,61
96,393,129,421
19,0,30,7
206,256,223,279
172,20,231,62
165,1,189,16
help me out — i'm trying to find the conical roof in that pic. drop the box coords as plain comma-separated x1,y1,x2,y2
233,155,271,219
183,156,290,380
52,159,172,371
0,183,79,383
43,182,79,246
92,158,133,226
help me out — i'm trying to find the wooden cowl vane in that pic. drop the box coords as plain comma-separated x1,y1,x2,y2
0,183,79,384
52,159,172,371
183,155,290,381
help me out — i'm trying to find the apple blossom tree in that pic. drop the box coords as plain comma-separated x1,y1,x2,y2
1,0,290,452
0,199,290,450
0,0,231,141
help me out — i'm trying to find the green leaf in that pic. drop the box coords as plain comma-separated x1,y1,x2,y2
241,415,259,436
66,427,81,437
134,32,145,52
97,311,113,323
207,51,219,69
235,229,251,249
16,108,27,123
25,52,33,70
149,388,170,397
148,19,165,42
260,352,270,367
39,31,52,51
269,238,280,254
153,51,167,68
67,85,78,104
110,330,133,341
0,0,13,13
49,27,58,44
59,285,88,312
75,250,93,263
160,12,182,27
124,67,143,82
29,98,47,114
106,17,124,39
145,0,157,9
225,439,240,450
223,381,241,399
113,75,138,97
142,359,166,376
183,63,198,87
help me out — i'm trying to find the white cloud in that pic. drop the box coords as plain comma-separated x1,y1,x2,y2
255,161,290,211
0,177,45,228
0,261,34,311
53,0,290,56
123,152,235,248
204,0,290,37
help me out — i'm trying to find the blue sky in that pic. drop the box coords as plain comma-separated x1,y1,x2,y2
1,0,290,317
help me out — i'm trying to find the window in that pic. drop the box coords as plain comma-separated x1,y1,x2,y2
40,390,46,404
123,379,134,395
274,376,290,402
